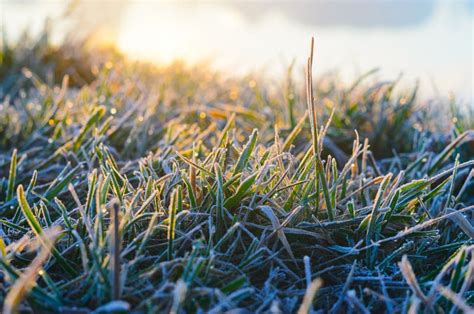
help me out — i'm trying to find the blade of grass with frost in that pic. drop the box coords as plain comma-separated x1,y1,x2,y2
367,173,392,241
259,205,296,264
190,143,198,200
171,279,187,314
39,201,52,228
109,165,125,203
445,154,460,211
69,183,97,247
380,170,403,208
217,113,235,147
395,179,431,210
282,111,308,152
458,253,474,297
176,185,183,212
134,190,158,217
85,169,98,215
378,241,413,270
38,268,62,302
17,185,77,276
221,275,248,295
223,173,242,190
359,205,474,253
425,246,468,303
285,61,297,128
260,168,290,203
306,37,328,221
182,247,203,284
110,201,121,300
182,176,197,209
25,170,37,194
366,173,390,266
72,106,105,151
70,229,89,272
224,172,258,210
232,129,258,175
35,142,73,169
175,150,214,177
214,222,241,250
449,246,467,293
330,261,356,314
167,188,178,260
306,37,319,158
330,158,338,210
135,212,158,258
100,149,127,203
316,159,334,220
428,130,472,175
6,149,17,201
94,175,109,244
44,164,81,201
284,155,313,211
0,219,28,233
455,169,474,202
381,189,400,229
446,209,474,239
214,164,226,240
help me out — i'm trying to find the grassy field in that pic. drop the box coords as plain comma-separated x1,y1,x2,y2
0,33,473,313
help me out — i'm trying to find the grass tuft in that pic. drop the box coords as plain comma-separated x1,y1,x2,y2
0,32,472,313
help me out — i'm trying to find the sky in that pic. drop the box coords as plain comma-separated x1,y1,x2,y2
1,0,473,102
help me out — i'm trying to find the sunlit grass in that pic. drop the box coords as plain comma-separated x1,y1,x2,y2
0,32,473,312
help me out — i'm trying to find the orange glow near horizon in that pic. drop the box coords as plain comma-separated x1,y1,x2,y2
1,0,473,101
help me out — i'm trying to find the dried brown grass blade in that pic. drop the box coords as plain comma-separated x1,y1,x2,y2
3,227,61,314
398,255,428,304
297,278,322,314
